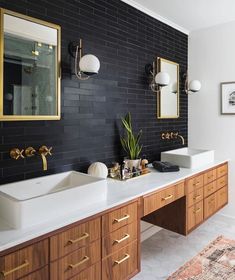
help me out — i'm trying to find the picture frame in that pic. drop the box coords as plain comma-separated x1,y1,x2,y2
221,81,235,114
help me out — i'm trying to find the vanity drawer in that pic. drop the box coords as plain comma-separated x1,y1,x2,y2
217,175,227,190
50,217,100,261
204,169,217,185
102,241,138,280
0,239,48,280
187,187,203,208
204,193,217,219
217,163,228,178
20,266,49,280
186,174,204,194
204,181,217,197
143,181,185,216
187,200,203,231
69,263,101,280
102,202,138,234
217,186,228,209
50,240,100,280
102,222,138,257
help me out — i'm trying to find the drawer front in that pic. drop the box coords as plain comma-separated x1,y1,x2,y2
187,174,204,194
102,222,138,258
217,163,228,178
187,187,203,208
102,241,138,280
217,175,227,190
187,201,203,231
144,181,185,216
204,169,217,185
69,263,101,280
0,240,48,280
50,240,100,280
50,217,100,261
204,181,217,198
102,202,138,234
20,266,49,280
217,186,228,209
204,193,217,219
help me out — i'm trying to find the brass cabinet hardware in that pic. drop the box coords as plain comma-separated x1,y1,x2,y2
113,234,130,244
209,199,215,203
162,194,173,201
68,256,89,269
114,254,130,265
194,208,201,214
193,182,200,186
67,233,89,244
1,260,29,277
25,147,36,157
113,214,130,224
10,148,25,160
193,195,201,200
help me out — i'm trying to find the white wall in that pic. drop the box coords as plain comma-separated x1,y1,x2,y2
188,21,235,218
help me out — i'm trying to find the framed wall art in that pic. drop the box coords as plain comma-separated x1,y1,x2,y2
221,81,235,114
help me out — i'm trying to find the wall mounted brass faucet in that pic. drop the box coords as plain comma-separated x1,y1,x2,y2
10,148,25,160
161,132,185,145
25,147,36,157
38,146,52,171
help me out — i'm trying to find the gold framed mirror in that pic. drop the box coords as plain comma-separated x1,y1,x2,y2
0,8,61,121
157,57,179,119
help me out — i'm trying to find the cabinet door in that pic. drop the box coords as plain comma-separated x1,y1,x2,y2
217,186,228,209
204,193,217,219
187,201,203,232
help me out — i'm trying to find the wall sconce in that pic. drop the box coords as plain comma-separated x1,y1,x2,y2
145,62,170,93
68,39,100,80
184,73,201,94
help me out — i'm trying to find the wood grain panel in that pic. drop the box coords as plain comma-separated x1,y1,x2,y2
204,181,217,198
217,186,228,209
50,217,100,261
217,175,227,190
0,239,48,280
187,200,203,232
102,241,138,280
102,222,137,258
20,266,49,280
217,163,228,178
143,181,185,216
69,263,101,280
50,240,100,280
187,187,203,208
102,202,138,234
186,174,204,194
204,193,217,220
203,168,217,185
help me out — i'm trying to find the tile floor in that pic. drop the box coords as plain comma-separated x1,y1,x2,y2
134,213,235,280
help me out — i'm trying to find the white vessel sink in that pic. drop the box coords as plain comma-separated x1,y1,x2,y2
161,148,214,169
0,171,107,229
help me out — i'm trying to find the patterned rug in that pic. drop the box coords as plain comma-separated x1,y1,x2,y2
167,236,235,280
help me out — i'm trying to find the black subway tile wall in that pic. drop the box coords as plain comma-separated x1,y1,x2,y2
0,0,188,184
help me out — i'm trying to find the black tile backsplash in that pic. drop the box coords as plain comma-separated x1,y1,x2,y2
0,0,188,184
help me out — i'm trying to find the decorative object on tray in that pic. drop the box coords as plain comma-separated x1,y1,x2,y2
120,112,142,170
108,159,150,181
221,81,235,114
87,162,108,178
167,235,235,280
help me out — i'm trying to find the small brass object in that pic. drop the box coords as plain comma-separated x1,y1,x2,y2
114,254,130,265
113,214,130,224
38,145,52,171
113,234,130,244
25,147,36,157
68,256,89,270
68,233,89,245
1,260,29,277
161,131,185,145
10,148,25,160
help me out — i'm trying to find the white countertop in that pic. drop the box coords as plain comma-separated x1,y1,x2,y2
0,159,228,252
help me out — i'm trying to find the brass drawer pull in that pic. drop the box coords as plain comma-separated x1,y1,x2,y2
194,208,201,214
193,195,201,200
193,182,200,186
209,199,215,203
219,181,225,185
162,194,173,201
113,214,130,223
113,234,130,244
114,254,130,265
68,256,89,269
1,260,29,277
68,232,89,244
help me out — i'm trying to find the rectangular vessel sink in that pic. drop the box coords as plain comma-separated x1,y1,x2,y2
0,171,107,229
161,148,214,169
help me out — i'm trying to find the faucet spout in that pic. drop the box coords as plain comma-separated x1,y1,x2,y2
38,145,52,171
177,134,185,145
40,153,48,171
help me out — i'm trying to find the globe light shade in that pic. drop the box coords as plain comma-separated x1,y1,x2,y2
79,54,100,75
155,71,170,87
189,80,201,92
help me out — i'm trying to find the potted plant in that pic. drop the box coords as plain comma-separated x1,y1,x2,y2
120,112,142,170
